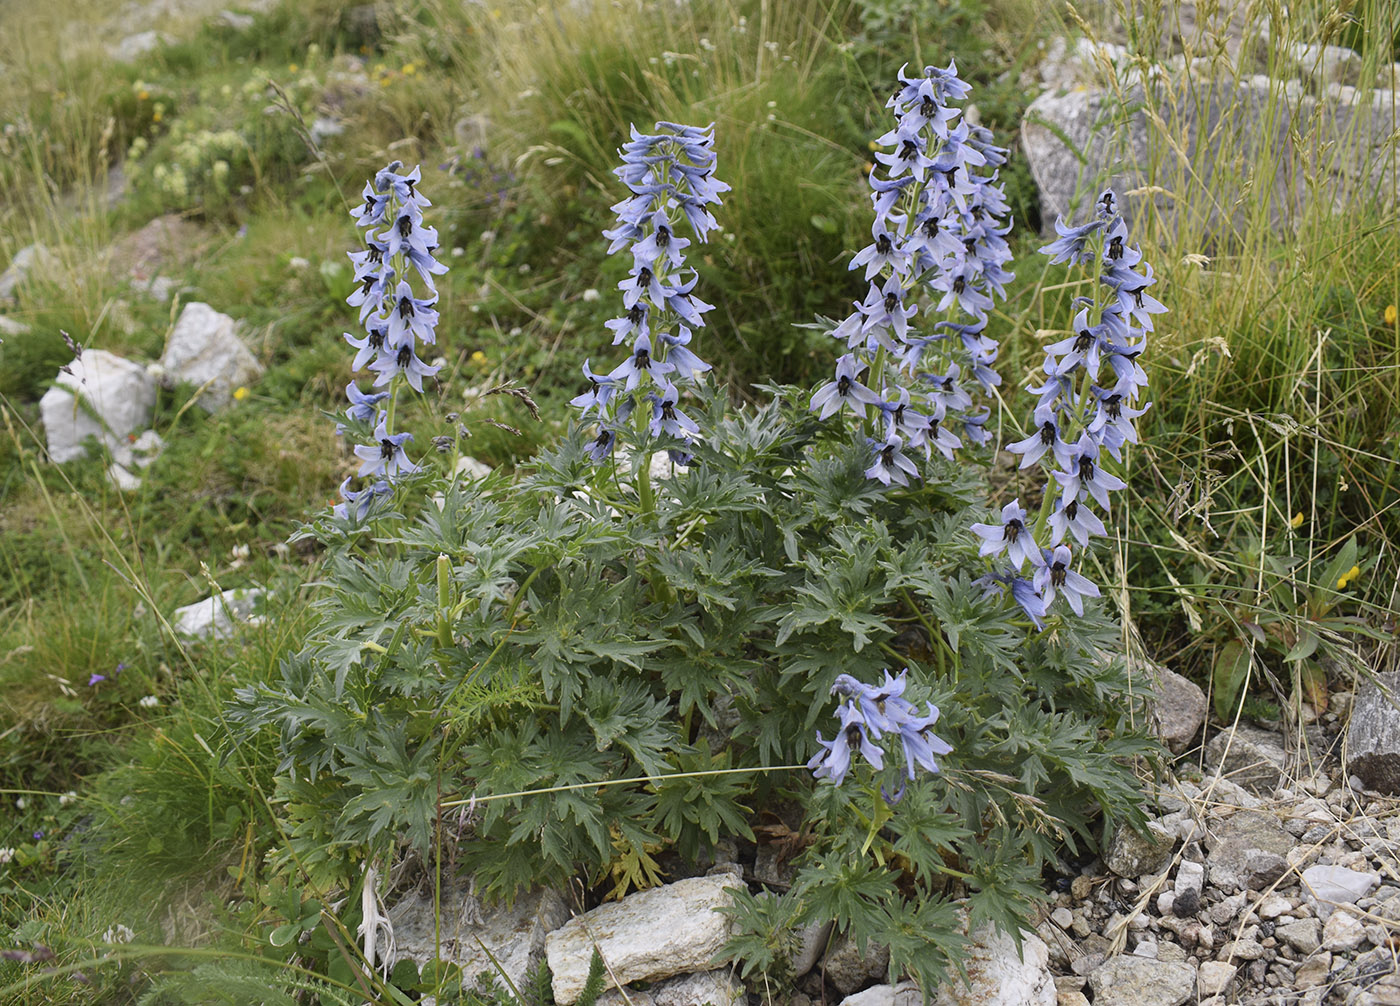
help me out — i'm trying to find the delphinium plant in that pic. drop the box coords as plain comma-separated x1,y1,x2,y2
572,121,727,506
970,189,1160,627
234,92,1158,1003
810,60,1013,484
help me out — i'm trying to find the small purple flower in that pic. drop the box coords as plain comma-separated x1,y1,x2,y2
88,674,106,686
1005,402,1074,471
648,382,699,440
570,359,619,415
896,701,953,780
334,476,392,521
658,329,711,381
609,333,675,391
338,383,390,432
584,425,618,463
1052,433,1127,510
1038,215,1104,266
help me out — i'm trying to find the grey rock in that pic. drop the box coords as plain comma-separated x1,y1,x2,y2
1289,42,1363,86
1320,910,1365,952
1218,938,1263,961
1206,811,1294,890
1294,951,1331,989
932,926,1054,1006
838,983,924,1006
109,30,172,62
545,872,743,1005
39,349,156,465
1346,671,1400,794
215,9,255,30
172,587,264,640
388,884,568,994
107,461,141,492
1087,956,1196,1006
1206,891,1244,926
160,302,264,412
1144,662,1208,754
1021,76,1400,244
1206,725,1289,794
649,969,746,1006
1106,820,1175,878
1197,961,1237,997
1174,860,1205,898
823,933,890,996
1278,919,1322,955
0,243,58,302
0,315,30,337
791,920,831,977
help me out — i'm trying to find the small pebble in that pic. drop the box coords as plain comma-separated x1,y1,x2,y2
1051,907,1073,929
1174,888,1201,917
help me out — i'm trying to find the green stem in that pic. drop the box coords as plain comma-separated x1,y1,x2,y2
435,553,453,649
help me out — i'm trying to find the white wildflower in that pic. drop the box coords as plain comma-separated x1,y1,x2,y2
103,924,136,944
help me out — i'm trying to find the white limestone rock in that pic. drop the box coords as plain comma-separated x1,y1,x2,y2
649,969,746,1006
456,455,493,480
107,462,141,492
0,243,59,302
0,315,31,337
109,30,172,62
545,871,744,1005
172,587,264,640
1302,864,1381,919
39,349,156,465
1087,956,1196,1006
932,926,1055,1006
1321,910,1365,952
838,984,922,1006
130,430,167,468
160,302,263,412
387,884,568,995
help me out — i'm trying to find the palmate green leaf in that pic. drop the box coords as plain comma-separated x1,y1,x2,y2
776,525,895,651
336,719,440,852
793,848,898,953
880,897,963,994
652,749,754,860
583,677,678,778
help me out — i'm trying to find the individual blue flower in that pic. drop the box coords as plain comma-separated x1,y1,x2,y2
1010,575,1049,629
648,382,699,440
345,319,389,372
1053,433,1127,510
336,383,390,434
630,210,690,271
385,281,440,348
659,329,711,380
1033,544,1101,616
334,476,393,521
350,181,391,227
865,433,920,486
585,425,618,463
370,342,440,393
1005,402,1074,470
969,499,1042,571
609,332,674,391
569,359,619,415
808,702,885,786
849,225,913,280
895,701,953,780
1048,496,1108,548
860,275,918,345
1039,214,1104,266
810,353,881,419
354,420,419,480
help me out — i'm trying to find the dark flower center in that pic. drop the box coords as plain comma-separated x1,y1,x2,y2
952,277,965,294
398,295,414,319
944,166,958,185
661,402,676,422
656,224,671,247
396,345,412,368
397,213,412,239
922,217,940,238
628,303,646,326
360,276,375,295
1064,498,1080,521
634,349,652,370
1050,561,1067,587
379,438,396,461
1078,456,1096,480
837,375,853,395
1039,420,1057,445
1108,235,1123,260
637,266,653,290
884,292,900,313
875,233,893,255
1004,518,1023,541
919,95,937,120
843,722,865,748
882,444,897,463
1104,394,1123,418
900,139,919,162
1132,288,1145,308
368,329,385,351
594,429,613,449
1074,329,1094,353
368,246,383,265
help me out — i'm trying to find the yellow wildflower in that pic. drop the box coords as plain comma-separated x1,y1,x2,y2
402,62,418,76
233,386,250,402
1337,564,1361,589
1386,304,1397,326
1290,512,1304,529
470,350,488,366
137,89,149,101
289,63,298,73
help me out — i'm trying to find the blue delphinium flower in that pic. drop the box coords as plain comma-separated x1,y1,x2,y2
973,189,1159,622
576,122,727,465
811,60,1013,487
812,668,952,802
334,161,446,521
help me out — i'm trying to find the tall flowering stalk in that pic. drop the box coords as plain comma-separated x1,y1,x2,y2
972,189,1161,625
573,122,728,478
335,161,445,520
810,62,1013,484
